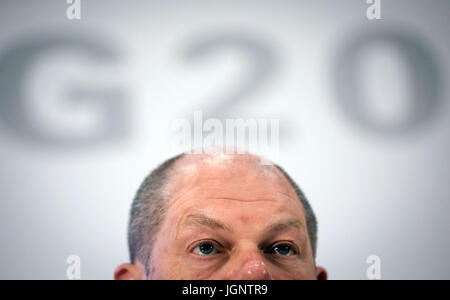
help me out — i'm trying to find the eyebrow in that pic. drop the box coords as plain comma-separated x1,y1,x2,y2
267,219,304,235
183,213,232,232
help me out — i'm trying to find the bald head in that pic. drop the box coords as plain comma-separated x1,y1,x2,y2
168,152,292,201
125,151,320,280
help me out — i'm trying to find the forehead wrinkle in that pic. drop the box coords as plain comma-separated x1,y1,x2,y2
207,196,277,203
276,190,298,199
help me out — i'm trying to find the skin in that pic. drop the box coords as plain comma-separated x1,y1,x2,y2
115,153,327,280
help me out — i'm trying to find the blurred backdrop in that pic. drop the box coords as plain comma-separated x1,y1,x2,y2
0,0,449,279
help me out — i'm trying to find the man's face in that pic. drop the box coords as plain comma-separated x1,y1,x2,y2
146,155,325,280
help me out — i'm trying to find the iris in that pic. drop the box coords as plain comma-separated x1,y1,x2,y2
197,243,216,255
273,244,293,256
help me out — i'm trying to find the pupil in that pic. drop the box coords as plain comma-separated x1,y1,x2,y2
199,243,214,255
276,245,291,255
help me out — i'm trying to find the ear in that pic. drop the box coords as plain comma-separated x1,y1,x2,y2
114,263,144,280
316,266,328,280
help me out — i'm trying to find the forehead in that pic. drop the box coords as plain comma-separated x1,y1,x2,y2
165,154,306,223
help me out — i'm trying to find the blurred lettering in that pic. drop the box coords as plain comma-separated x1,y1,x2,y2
183,33,277,120
334,30,441,136
0,34,127,148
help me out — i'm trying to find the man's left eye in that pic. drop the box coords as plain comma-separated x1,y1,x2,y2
193,242,219,256
270,244,295,256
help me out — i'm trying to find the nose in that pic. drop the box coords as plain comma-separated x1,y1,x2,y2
225,250,271,280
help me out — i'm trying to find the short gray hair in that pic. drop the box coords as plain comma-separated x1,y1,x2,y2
128,153,318,276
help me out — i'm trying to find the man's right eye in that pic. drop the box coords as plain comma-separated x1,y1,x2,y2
193,242,220,256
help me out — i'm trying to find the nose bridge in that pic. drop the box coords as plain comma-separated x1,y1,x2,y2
226,246,271,280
